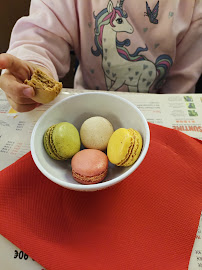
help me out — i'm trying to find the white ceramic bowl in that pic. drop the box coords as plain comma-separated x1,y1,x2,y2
31,92,150,191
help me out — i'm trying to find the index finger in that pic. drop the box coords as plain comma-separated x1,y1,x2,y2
0,53,33,81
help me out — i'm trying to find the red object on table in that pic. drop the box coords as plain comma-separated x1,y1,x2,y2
0,123,201,270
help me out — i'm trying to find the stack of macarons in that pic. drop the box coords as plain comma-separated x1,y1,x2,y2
43,116,143,185
71,116,114,184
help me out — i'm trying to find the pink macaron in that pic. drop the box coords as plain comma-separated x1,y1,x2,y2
71,149,108,185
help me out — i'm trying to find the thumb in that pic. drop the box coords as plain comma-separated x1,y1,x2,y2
0,53,33,81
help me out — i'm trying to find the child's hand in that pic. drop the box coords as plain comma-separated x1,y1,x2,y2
0,53,52,112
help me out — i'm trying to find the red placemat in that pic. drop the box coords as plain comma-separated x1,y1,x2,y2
0,123,201,270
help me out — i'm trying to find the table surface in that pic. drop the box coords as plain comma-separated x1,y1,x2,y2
0,89,201,270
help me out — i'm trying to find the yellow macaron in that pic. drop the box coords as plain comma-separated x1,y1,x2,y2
107,128,142,167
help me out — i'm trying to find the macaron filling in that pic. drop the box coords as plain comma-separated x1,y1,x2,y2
72,169,108,184
48,126,67,160
118,129,142,166
44,125,64,160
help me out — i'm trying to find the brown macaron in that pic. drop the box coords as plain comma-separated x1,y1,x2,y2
24,68,62,104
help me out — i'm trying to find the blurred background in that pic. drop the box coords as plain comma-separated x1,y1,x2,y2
0,1,201,92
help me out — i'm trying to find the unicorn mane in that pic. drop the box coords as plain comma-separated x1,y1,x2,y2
91,6,148,61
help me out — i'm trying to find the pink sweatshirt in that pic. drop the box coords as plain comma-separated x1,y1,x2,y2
7,0,202,93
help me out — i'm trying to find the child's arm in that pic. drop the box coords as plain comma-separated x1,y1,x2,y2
160,0,202,93
7,0,74,81
0,0,76,112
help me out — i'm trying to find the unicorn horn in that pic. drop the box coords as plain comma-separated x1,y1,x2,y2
119,0,125,9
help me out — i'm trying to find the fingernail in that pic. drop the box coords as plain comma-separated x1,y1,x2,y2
23,87,34,98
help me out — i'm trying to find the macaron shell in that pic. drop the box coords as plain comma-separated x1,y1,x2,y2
71,149,108,184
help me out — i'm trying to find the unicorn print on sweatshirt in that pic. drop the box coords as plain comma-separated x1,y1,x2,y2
91,0,173,92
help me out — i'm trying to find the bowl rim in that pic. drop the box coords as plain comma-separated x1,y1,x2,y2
31,91,150,191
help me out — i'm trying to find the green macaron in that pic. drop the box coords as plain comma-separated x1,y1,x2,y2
43,122,81,160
